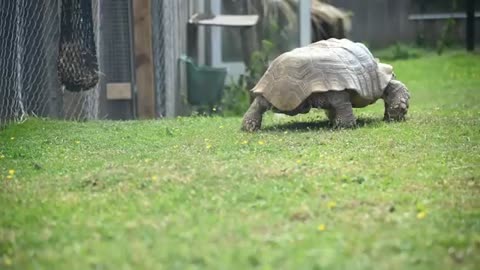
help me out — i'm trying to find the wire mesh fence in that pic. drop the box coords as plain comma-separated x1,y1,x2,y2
0,0,101,127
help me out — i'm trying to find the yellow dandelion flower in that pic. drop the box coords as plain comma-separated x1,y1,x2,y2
4,256,12,265
8,170,15,175
258,140,265,145
296,159,302,164
6,175,13,180
317,224,326,231
241,140,248,145
151,176,158,181
327,201,337,209
206,144,212,149
417,211,427,219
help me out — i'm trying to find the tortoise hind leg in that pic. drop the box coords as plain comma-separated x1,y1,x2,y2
311,91,356,128
241,96,271,132
330,100,356,129
383,80,410,121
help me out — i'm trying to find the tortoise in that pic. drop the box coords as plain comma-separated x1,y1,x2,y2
241,38,410,131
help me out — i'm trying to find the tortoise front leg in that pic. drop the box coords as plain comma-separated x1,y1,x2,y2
383,80,410,121
241,96,271,132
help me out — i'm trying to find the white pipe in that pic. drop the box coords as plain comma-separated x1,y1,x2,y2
299,0,311,46
210,0,221,67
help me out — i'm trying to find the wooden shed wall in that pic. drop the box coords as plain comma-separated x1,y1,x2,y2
331,0,480,48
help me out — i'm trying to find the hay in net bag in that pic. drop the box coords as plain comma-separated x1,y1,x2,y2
57,0,99,92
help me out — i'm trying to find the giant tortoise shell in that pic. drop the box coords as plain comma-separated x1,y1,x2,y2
252,38,394,111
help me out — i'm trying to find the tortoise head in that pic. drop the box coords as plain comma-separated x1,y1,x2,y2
383,80,410,121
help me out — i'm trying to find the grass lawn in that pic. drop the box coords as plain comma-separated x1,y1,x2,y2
1,51,479,270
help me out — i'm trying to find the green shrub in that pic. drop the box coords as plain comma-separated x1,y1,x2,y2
221,40,275,116
373,43,428,61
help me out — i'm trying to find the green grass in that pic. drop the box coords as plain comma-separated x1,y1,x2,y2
1,51,480,270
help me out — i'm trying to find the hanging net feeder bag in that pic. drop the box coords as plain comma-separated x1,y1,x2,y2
57,0,99,92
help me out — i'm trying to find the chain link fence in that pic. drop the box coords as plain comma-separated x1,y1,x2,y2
0,0,101,127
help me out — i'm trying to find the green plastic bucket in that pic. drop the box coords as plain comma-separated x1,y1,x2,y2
179,55,227,106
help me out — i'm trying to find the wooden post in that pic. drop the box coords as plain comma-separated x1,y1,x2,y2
133,0,155,118
466,0,475,51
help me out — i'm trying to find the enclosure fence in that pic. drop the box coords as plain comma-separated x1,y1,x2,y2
0,0,101,127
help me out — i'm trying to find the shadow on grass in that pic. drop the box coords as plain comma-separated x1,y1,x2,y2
262,117,382,132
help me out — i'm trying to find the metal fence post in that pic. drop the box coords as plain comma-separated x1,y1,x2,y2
466,0,475,51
